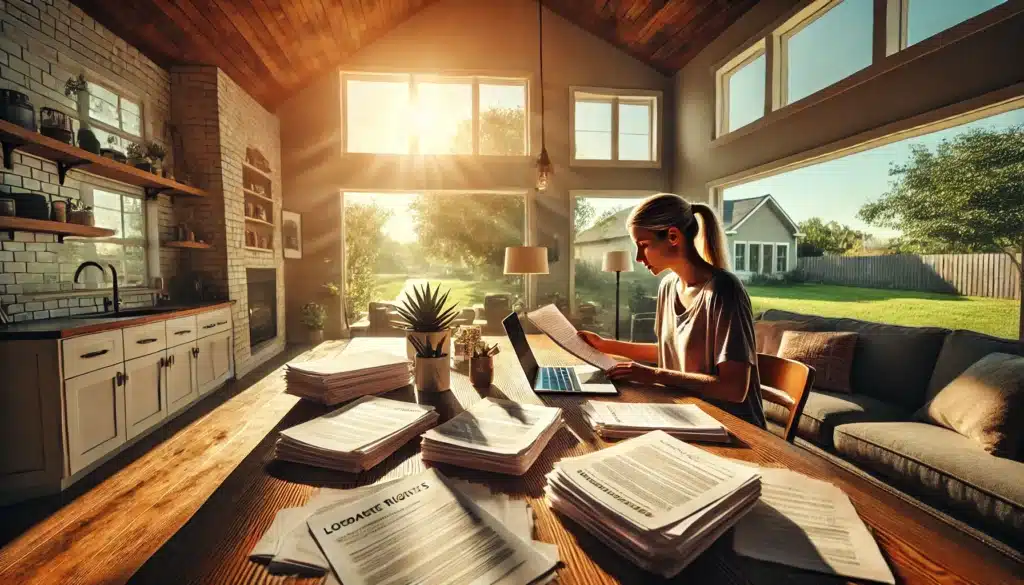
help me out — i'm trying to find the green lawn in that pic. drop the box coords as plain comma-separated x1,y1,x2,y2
373,274,521,310
747,283,1019,340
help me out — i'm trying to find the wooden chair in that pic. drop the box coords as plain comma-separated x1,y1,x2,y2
757,353,815,443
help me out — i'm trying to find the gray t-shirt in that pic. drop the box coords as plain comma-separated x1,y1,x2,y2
653,269,766,428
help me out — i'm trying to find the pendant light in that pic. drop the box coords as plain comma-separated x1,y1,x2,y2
535,0,552,191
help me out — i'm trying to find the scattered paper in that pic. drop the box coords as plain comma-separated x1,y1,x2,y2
733,468,895,584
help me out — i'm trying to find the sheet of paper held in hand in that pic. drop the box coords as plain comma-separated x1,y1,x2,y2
555,430,759,533
280,396,433,453
306,469,557,585
733,467,895,584
526,304,618,371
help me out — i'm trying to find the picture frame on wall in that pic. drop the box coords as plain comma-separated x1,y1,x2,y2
282,210,302,259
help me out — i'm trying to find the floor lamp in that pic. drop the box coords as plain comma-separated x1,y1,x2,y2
602,251,633,340
504,246,549,315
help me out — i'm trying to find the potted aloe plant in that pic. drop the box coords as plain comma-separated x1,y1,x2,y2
300,302,327,345
393,282,459,360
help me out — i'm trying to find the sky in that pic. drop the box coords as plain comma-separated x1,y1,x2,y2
723,0,1015,240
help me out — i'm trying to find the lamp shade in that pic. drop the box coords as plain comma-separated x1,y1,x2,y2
504,246,550,274
602,250,633,273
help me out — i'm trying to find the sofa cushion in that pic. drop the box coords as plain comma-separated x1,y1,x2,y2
758,309,839,331
754,319,826,355
833,422,1024,538
762,390,907,448
917,353,1024,459
927,330,1024,402
778,331,858,393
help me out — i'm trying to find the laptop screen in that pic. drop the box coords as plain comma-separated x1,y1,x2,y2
502,312,539,383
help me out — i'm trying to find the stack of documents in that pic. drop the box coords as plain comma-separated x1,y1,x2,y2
274,396,438,472
545,430,761,578
285,350,413,405
733,467,895,584
421,398,563,475
582,401,730,442
252,470,560,585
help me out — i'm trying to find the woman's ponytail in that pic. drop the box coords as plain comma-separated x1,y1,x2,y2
691,202,731,271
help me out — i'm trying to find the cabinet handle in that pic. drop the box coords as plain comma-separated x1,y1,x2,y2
169,355,175,366
202,323,218,330
174,330,192,335
215,321,228,326
192,347,200,358
159,357,166,368
136,338,159,345
81,349,110,359
115,371,124,386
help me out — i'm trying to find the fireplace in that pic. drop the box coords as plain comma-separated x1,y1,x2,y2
247,269,277,348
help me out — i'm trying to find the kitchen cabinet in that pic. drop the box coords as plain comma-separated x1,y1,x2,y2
166,342,198,416
123,352,167,441
65,363,126,476
196,330,233,396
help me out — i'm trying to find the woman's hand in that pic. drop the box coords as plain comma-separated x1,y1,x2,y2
606,362,662,386
577,330,607,352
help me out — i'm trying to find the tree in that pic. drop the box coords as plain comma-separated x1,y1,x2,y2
343,203,391,322
858,126,1023,270
453,107,527,155
796,217,867,257
574,198,595,235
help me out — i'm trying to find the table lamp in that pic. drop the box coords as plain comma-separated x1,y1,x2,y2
504,246,549,314
602,250,633,340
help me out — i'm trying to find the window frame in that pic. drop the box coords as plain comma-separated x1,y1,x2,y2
569,87,662,168
776,242,790,272
78,77,145,150
715,41,767,137
75,183,149,287
734,241,748,271
340,71,530,157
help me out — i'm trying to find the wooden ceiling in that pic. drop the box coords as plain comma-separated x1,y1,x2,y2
70,0,758,109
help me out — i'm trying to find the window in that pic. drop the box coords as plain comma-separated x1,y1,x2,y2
571,88,660,166
776,243,789,272
734,242,747,271
62,186,147,287
906,0,1006,46
343,73,528,156
80,82,142,154
749,244,762,275
571,194,662,338
718,47,766,135
783,0,873,104
722,102,1023,340
342,191,526,327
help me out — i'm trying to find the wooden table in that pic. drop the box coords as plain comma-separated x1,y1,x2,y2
129,337,1023,585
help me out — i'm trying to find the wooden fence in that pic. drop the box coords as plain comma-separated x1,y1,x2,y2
797,253,1022,300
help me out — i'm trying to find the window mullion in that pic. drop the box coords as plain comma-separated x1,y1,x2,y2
611,97,619,162
472,79,480,155
409,77,418,155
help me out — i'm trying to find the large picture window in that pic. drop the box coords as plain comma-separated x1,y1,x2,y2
783,0,873,105
342,191,526,328
343,73,528,156
722,101,1023,340
62,185,147,287
81,81,143,154
571,88,660,166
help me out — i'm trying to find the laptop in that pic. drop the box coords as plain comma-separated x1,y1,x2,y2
503,312,618,395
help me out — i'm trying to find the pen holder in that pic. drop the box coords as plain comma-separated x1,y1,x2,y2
415,356,451,393
470,355,493,388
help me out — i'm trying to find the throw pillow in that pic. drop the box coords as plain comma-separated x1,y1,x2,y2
778,331,858,393
916,352,1024,459
754,320,812,355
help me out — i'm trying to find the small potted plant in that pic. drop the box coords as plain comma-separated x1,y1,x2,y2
145,141,167,175
300,302,327,345
67,200,94,226
101,135,128,163
393,282,459,360
127,142,150,172
410,337,450,392
63,74,100,154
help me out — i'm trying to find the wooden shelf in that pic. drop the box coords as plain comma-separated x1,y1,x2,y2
244,245,273,253
244,216,274,227
242,161,273,180
242,188,273,204
0,216,115,242
164,241,212,249
0,119,207,199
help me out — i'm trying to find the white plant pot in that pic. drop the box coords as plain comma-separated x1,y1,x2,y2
406,330,451,360
414,356,451,393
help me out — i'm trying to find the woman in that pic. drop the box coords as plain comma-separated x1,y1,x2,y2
578,193,766,428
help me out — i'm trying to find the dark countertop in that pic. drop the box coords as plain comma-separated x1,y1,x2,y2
0,301,235,341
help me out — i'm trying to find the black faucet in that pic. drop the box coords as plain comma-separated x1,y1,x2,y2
73,261,119,314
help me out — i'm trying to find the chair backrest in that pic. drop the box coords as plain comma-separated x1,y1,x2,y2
757,353,814,443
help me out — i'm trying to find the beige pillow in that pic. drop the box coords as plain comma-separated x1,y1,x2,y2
754,320,813,355
917,353,1024,459
778,331,858,393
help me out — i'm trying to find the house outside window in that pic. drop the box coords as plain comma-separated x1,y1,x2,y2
570,87,661,167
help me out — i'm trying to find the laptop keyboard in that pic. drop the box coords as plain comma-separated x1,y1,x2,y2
539,367,582,392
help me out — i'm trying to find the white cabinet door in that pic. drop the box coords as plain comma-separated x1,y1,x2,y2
196,331,233,396
123,352,167,441
65,364,126,476
166,343,198,417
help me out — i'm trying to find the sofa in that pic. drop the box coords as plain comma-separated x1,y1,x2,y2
756,309,1024,549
